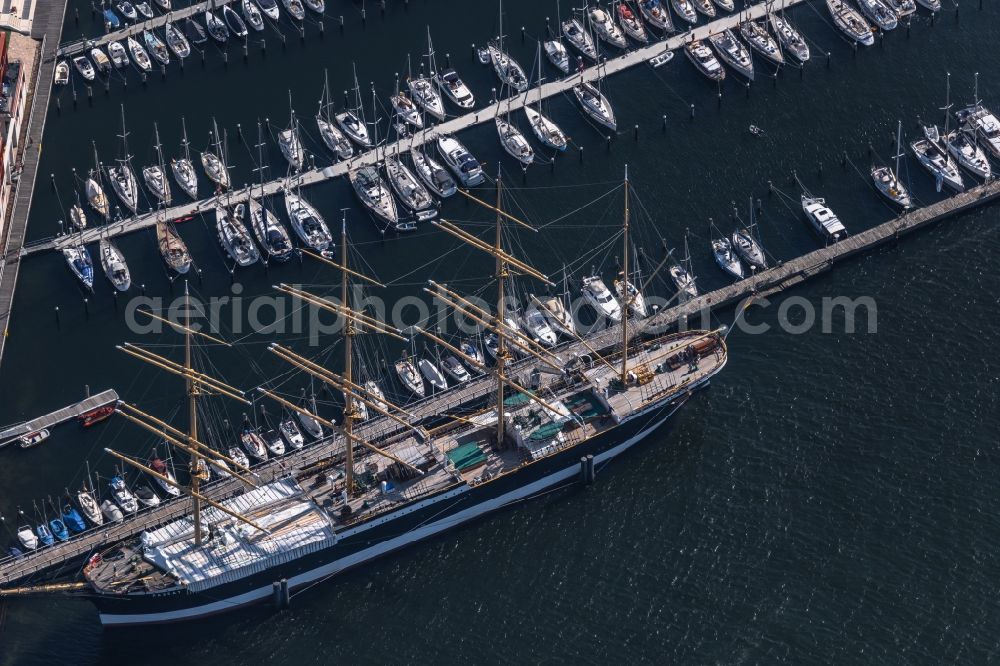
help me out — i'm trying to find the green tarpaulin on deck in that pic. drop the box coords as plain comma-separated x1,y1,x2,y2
447,442,487,471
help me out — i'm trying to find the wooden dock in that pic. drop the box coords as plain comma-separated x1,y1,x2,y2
23,0,809,257
56,0,239,58
0,389,120,447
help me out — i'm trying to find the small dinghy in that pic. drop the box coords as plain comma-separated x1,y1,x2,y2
110,476,139,514
63,244,94,292
55,60,70,85
205,10,230,43
395,354,426,398
101,500,124,523
411,146,457,198
648,50,674,68
496,117,534,166
127,35,152,72
73,56,95,81
165,22,191,58
222,5,248,38
712,237,744,280
241,0,265,31
108,40,129,68
99,238,131,292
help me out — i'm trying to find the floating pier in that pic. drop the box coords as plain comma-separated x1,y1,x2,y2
0,389,119,447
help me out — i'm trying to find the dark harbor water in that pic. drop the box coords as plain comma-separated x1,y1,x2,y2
1,1,999,663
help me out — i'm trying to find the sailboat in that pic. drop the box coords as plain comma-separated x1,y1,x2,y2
856,0,897,31
524,43,568,151
616,2,648,43
588,6,627,50
740,20,784,67
671,0,698,24
769,12,810,62
143,29,170,66
284,188,334,253
143,123,172,205
634,0,673,32
385,154,438,222
544,1,570,73
614,245,648,319
86,144,110,220
215,204,260,267
410,31,447,121
826,0,875,46
395,351,426,398
63,242,95,291
573,79,616,130
390,88,424,130
205,10,230,43
165,22,191,58
248,195,295,263
411,145,457,198
69,193,87,230
871,120,913,209
885,0,916,16
562,13,598,61
955,73,1000,163
127,35,152,72
711,236,744,280
496,115,535,167
669,233,699,302
691,0,716,18
99,238,132,292
282,0,305,20
201,118,231,190
107,105,140,214
350,166,405,232
278,100,305,172
708,29,754,81
241,0,265,31
731,201,768,270
337,64,372,148
149,455,183,498
316,70,354,160
488,1,529,93
938,74,991,180
171,117,199,200
156,218,192,274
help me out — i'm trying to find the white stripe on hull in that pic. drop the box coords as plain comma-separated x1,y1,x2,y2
99,402,682,626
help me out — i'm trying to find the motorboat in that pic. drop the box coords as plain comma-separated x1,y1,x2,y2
16,525,38,551
522,302,558,346
712,0,735,10
100,500,124,523
885,0,916,15
573,82,616,130
801,195,848,242
18,429,50,448
117,1,138,21
280,418,305,449
418,358,448,392
496,117,535,166
63,244,94,291
544,39,570,74
103,8,121,29
459,341,485,367
648,51,674,68
55,60,70,84
284,190,334,253
108,40,129,68
385,156,437,222
335,110,371,148
956,104,1000,161
157,221,191,274
154,0,171,10
912,130,965,192
200,151,231,189
441,355,471,383
826,0,875,46
317,116,353,160
278,126,305,171
134,485,161,509
561,17,598,61
222,5,248,38
437,135,484,186
914,0,940,10
36,524,54,547
261,421,286,457
581,275,622,321
240,418,269,461
143,30,170,65
205,10,230,43
708,30,754,81
110,476,139,514
685,40,725,81
487,42,529,92
769,13,810,62
483,333,500,361
73,56,95,81
692,0,716,17
411,146,457,198
165,22,191,58
256,0,281,21
524,106,568,151
282,0,306,21
99,239,131,292
434,68,475,109
616,3,648,44
671,0,699,23
391,93,424,130
226,447,251,473
49,518,70,542
77,490,104,526
408,77,447,121
731,229,767,270
242,0,265,31
857,0,898,30
740,20,784,66
215,205,260,267
395,354,426,398
945,129,991,180
248,196,295,262
149,457,182,498
127,35,152,72
350,166,407,232
712,237,744,279
635,0,673,32
69,203,87,230
79,405,115,427
90,47,111,74
107,162,139,213
184,17,208,45
530,294,574,338
135,1,154,19
613,275,648,318
589,7,627,50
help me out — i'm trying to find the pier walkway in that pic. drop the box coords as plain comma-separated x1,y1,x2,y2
2,174,1000,587
25,0,808,256
0,389,119,447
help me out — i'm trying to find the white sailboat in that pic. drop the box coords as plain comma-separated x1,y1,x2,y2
336,64,373,148
171,117,199,201
410,31,447,121
278,100,305,172
200,118,231,190
284,188,334,253
496,116,534,167
107,105,139,214
99,238,131,292
524,43,568,151
317,69,354,160
142,123,172,205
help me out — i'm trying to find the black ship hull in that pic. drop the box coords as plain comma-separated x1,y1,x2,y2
90,389,702,626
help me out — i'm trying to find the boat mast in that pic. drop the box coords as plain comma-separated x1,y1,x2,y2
255,119,266,199
180,116,191,163
154,122,165,185
341,212,356,496
118,104,131,171
495,172,507,446
620,166,629,384
184,280,203,546
942,71,952,134
895,119,903,180
426,26,435,75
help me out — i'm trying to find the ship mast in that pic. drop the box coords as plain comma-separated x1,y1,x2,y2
184,281,203,546
495,172,508,446
341,212,357,497
620,166,629,385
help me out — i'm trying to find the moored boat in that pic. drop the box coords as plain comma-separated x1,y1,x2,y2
740,19,784,66
708,29,754,81
826,0,875,45
685,40,725,81
284,189,334,253
411,146,457,198
215,204,260,267
712,237,744,280
801,194,848,242
385,155,437,222
573,81,617,130
156,220,192,274
73,56,95,81
55,60,70,85
437,135,484,187
496,117,535,166
768,13,810,62
350,165,407,232
99,239,131,292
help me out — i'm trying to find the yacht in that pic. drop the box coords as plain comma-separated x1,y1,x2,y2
914,0,940,10
316,115,353,160
335,110,371,148
945,129,991,180
108,41,129,68
856,0,897,30
156,220,192,274
349,166,406,232
280,419,305,449
284,190,334,253
496,117,534,167
63,244,95,291
885,0,916,15
544,39,570,74
525,106,568,151
616,3,648,44
127,36,152,72
769,13,810,62
613,275,648,318
956,104,1000,161
522,302,558,346
562,17,598,61
107,162,138,214
110,476,139,514
708,30,754,81
142,163,170,204
487,42,529,92
143,30,170,66
912,129,965,192
440,356,471,384
99,239,131,292
241,0,265,31
712,237,744,280
635,0,673,32
530,293,576,338
691,0,716,18
408,77,446,121
205,10,229,43
685,40,725,81
801,195,848,242
740,20,784,66
731,229,767,270
434,68,475,109
256,0,281,21
248,196,294,262
201,151,230,190
73,56,95,81
165,22,191,58
394,354,425,398
588,7,628,50
384,156,438,222
282,0,306,20
278,125,305,172
222,5,249,37
573,82,616,130
437,135,484,186
826,0,875,46
671,0,698,24
390,93,424,130
411,146,457,198
581,275,622,322
171,119,198,200
215,205,260,267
